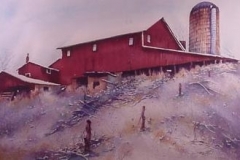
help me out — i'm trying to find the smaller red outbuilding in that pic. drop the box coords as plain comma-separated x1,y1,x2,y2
18,62,60,84
0,71,60,100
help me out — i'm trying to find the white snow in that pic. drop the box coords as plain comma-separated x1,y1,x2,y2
3,71,60,86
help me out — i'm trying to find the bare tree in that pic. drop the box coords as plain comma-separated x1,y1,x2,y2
171,22,188,50
0,50,13,71
222,46,235,58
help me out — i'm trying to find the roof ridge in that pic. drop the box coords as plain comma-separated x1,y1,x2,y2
2,71,59,86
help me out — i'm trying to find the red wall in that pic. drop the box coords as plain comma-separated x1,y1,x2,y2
54,19,227,85
138,48,217,67
0,72,33,92
57,33,143,84
18,62,59,83
144,19,183,50
56,32,216,85
49,59,63,70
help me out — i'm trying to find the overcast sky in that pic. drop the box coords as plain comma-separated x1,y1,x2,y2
1,0,240,71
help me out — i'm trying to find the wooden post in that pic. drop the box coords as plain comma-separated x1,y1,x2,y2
174,65,177,75
148,69,151,76
84,119,92,153
190,62,193,69
179,83,182,96
160,67,163,73
140,106,146,131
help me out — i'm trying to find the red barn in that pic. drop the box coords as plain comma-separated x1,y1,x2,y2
18,62,60,84
52,17,236,87
53,18,183,84
0,71,59,100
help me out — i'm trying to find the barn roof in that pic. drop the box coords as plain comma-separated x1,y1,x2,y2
2,71,60,86
49,59,62,68
148,18,185,50
142,45,238,62
57,17,185,51
57,31,142,49
18,62,59,72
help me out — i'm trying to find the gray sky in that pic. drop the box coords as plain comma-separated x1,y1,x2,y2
1,0,240,70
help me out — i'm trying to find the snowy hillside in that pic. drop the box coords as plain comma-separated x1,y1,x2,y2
1,63,240,160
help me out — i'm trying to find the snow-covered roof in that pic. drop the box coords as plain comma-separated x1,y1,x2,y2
2,71,60,86
57,17,185,51
57,31,142,49
159,18,185,51
18,62,59,72
142,45,239,61
49,59,62,68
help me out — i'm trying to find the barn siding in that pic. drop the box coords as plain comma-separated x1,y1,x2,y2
53,18,237,85
0,72,33,92
144,19,182,50
18,62,59,83
57,33,142,84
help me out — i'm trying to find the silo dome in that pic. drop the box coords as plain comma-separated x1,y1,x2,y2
189,1,220,55
191,2,219,13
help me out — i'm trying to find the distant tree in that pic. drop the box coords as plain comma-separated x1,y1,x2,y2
0,50,13,71
172,23,188,50
223,46,235,58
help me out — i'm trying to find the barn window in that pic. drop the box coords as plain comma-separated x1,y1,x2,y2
46,68,51,74
67,50,71,57
93,81,100,89
129,38,134,46
43,86,49,91
93,44,97,52
25,73,31,77
147,35,151,43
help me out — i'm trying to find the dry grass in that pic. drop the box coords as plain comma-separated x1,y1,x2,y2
1,63,240,160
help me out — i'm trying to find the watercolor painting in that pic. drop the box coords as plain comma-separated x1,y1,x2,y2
0,0,240,159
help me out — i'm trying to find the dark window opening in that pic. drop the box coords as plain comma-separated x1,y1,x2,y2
93,81,100,89
122,70,135,78
76,77,88,87
46,68,51,74
43,87,49,91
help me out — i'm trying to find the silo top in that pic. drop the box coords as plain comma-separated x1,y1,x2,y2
191,1,219,13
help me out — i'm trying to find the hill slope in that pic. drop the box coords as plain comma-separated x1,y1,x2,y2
1,63,240,160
